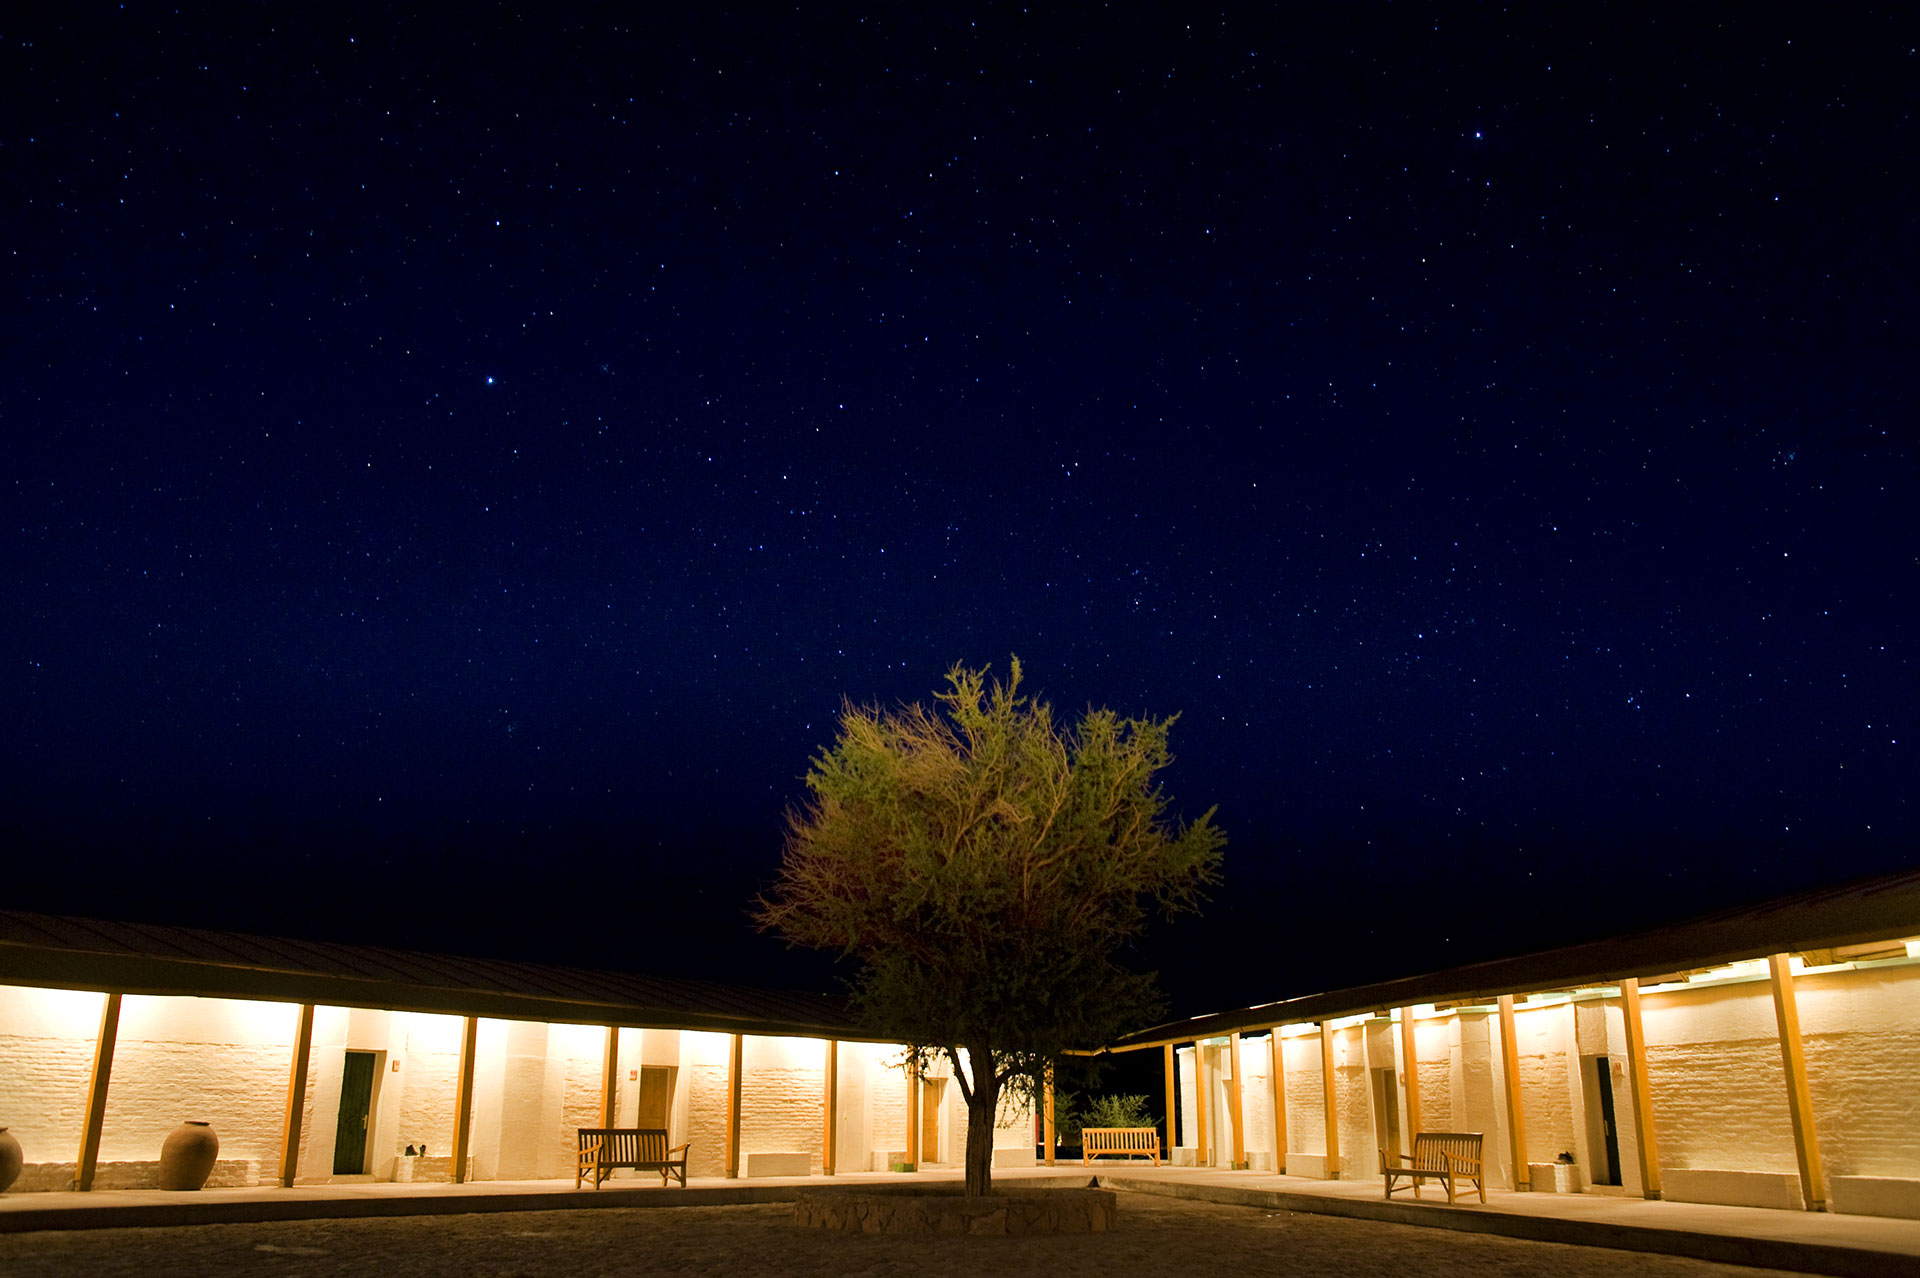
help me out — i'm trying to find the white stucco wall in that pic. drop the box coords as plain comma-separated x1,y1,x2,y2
0,986,109,1186
1281,1031,1326,1158
1795,963,1920,1180
89,994,298,1187
1512,1001,1577,1166
1411,1017,1454,1130
1642,981,1800,1175
738,1034,826,1171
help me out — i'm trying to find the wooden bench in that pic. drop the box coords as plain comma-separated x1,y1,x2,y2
575,1128,690,1189
1081,1127,1162,1166
1381,1132,1485,1204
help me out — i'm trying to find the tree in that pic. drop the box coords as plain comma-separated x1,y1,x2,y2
756,659,1224,1197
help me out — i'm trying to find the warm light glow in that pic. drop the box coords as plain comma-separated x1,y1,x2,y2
119,992,302,1045
0,984,109,1038
1689,958,1770,984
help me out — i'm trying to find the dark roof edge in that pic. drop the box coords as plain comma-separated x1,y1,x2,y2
1106,863,1920,1052
0,919,887,1043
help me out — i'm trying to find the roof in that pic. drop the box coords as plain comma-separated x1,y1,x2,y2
1108,863,1920,1052
0,910,871,1041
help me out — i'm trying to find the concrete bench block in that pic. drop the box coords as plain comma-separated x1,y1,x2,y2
1528,1162,1585,1193
992,1147,1037,1168
1664,1168,1803,1211
1831,1176,1920,1220
745,1152,810,1177
1283,1153,1329,1179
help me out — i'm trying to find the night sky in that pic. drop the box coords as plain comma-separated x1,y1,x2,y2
6,6,1916,1017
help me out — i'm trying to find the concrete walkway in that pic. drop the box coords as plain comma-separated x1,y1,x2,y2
3,1164,1917,1277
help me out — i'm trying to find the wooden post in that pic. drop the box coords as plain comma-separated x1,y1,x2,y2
1041,1066,1055,1166
599,1026,620,1128
1193,1043,1210,1167
1620,978,1662,1200
1398,1007,1422,1150
1319,1021,1340,1179
823,1039,838,1176
1769,954,1827,1211
1163,1043,1177,1156
1269,1030,1288,1175
726,1033,744,1179
278,1002,316,1187
451,1015,478,1184
75,991,122,1192
1498,994,1530,1191
1227,1032,1247,1169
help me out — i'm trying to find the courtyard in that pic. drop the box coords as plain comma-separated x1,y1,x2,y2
0,1191,1813,1278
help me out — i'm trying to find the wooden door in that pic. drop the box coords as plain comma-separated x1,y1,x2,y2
637,1066,675,1129
333,1051,376,1174
921,1079,942,1163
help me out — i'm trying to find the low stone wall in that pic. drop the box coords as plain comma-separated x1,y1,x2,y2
794,1187,1115,1236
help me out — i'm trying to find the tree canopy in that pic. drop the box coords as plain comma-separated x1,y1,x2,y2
756,658,1224,1195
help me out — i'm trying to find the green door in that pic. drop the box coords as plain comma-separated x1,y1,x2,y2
333,1051,377,1174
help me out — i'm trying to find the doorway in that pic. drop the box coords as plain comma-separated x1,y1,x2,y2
333,1050,377,1175
1580,1055,1621,1185
921,1078,944,1164
635,1065,676,1130
1371,1067,1402,1161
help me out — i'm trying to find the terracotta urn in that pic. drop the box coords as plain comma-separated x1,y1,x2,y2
0,1126,22,1193
159,1120,219,1190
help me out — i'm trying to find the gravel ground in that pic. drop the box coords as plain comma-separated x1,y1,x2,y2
0,1193,1805,1278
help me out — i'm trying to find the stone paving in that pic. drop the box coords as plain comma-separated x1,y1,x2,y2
0,1191,1810,1278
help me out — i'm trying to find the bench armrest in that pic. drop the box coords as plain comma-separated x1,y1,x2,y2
668,1143,691,1157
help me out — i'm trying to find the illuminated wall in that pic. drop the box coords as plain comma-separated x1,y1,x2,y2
0,984,919,1190
0,986,112,1191
1173,955,1920,1210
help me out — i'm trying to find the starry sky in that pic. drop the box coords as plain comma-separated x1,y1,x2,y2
5,5,1916,1014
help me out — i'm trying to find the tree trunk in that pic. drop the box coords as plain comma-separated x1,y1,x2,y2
963,1048,999,1198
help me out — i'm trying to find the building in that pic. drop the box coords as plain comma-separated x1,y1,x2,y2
1120,866,1920,1218
6,868,1917,1218
0,912,1035,1191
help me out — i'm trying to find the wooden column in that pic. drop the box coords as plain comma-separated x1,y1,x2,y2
1163,1043,1177,1155
451,1015,478,1184
1042,1066,1055,1166
823,1039,838,1176
1620,978,1663,1200
1227,1032,1247,1169
1193,1044,1211,1166
1497,994,1530,1191
1319,1022,1340,1179
599,1026,620,1128
278,1002,316,1187
1768,953,1827,1211
75,991,122,1192
725,1033,744,1178
1397,1007,1422,1149
1269,1030,1288,1175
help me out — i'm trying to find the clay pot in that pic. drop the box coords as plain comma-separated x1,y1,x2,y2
0,1127,22,1193
159,1121,219,1190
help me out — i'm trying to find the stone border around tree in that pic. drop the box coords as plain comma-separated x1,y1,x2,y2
793,1186,1116,1236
